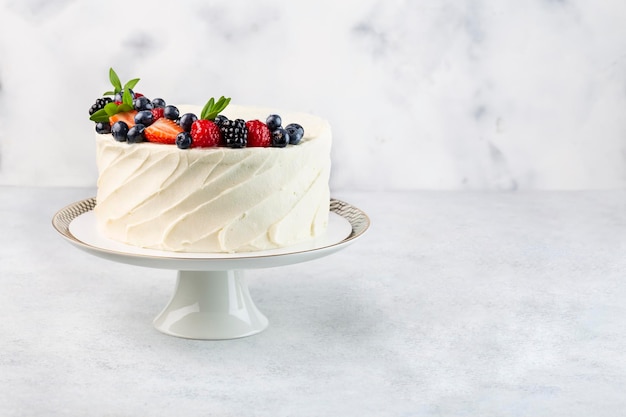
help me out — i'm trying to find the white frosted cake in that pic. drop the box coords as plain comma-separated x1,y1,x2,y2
94,105,331,252
88,69,331,253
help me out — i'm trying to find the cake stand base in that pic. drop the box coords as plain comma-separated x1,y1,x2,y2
153,270,268,340
53,197,369,340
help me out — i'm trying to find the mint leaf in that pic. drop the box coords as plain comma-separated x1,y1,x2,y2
122,88,133,106
109,68,122,93
103,90,115,96
200,96,231,120
89,109,110,123
118,103,133,113
124,78,140,90
103,102,118,116
201,98,215,120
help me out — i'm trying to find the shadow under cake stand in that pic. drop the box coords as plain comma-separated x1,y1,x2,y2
52,198,370,340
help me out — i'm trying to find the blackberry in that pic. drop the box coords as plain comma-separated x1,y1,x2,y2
89,97,113,115
214,114,228,126
220,118,248,148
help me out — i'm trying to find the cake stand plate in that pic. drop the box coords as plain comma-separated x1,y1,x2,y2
52,198,370,340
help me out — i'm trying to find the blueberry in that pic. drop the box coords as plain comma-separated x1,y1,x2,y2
179,113,198,132
127,124,146,143
151,98,166,108
134,110,154,126
95,122,111,134
164,105,179,120
176,132,193,149
270,128,289,148
266,114,282,131
133,96,153,111
285,123,304,145
111,121,129,142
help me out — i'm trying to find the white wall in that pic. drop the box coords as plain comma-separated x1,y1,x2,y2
1,0,625,190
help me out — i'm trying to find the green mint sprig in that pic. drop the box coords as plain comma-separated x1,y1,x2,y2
200,96,231,120
89,68,139,123
103,67,140,97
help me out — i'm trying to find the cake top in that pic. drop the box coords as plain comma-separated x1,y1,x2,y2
88,68,306,149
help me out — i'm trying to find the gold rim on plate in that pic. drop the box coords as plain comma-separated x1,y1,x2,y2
52,197,370,261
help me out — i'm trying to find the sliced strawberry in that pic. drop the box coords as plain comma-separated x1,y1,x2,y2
109,111,137,128
190,119,221,148
246,119,271,147
144,118,183,144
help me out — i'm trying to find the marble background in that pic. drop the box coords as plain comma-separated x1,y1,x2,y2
1,0,626,191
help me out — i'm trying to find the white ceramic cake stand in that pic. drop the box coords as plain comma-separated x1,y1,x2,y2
52,198,370,340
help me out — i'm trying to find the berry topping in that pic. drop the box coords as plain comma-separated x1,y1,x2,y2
109,110,137,128
271,127,289,148
144,118,184,144
133,96,153,111
222,119,248,148
151,98,166,108
266,114,282,131
134,110,154,126
246,120,271,147
95,121,111,134
89,97,113,115
90,68,307,149
285,123,304,145
151,107,164,121
127,124,146,143
176,132,193,149
90,69,139,123
164,105,180,120
179,113,198,132
111,121,129,142
190,119,221,148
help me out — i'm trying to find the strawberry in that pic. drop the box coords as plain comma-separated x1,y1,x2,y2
246,120,271,147
109,110,137,128
151,107,164,121
190,119,221,148
144,118,183,144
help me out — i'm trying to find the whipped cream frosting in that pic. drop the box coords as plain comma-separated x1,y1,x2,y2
94,105,332,252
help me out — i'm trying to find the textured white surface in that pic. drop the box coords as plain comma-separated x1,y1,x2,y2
1,0,626,190
2,186,626,416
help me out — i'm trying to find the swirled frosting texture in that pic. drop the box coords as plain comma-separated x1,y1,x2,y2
94,105,332,252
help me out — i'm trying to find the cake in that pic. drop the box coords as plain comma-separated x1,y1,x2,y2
89,69,331,253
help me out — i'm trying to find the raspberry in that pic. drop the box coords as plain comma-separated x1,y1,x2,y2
190,119,221,148
151,107,164,121
246,120,271,147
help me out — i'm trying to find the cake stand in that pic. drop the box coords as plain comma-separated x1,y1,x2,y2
52,198,370,340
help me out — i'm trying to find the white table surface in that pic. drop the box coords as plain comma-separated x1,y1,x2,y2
1,186,625,416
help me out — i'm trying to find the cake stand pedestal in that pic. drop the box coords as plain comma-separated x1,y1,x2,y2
153,270,267,339
52,198,370,340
